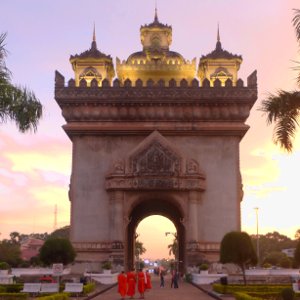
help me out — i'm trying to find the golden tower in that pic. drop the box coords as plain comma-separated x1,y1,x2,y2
198,26,242,86
116,9,196,86
69,26,115,86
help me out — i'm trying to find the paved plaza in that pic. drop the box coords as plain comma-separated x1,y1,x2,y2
93,274,215,300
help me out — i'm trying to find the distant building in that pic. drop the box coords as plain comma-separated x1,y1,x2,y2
282,248,295,258
20,238,44,261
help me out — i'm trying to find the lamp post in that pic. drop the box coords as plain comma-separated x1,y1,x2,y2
165,232,178,270
254,207,260,266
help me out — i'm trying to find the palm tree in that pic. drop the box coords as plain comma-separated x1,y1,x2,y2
260,9,300,152
167,238,178,259
0,33,42,132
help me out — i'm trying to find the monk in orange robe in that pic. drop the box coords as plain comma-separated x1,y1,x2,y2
126,269,136,299
137,269,146,299
145,270,152,290
118,271,127,300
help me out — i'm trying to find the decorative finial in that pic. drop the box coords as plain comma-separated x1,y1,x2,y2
154,1,159,22
93,22,96,42
91,22,97,50
216,23,222,51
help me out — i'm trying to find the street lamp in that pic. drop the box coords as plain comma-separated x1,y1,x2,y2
254,207,259,266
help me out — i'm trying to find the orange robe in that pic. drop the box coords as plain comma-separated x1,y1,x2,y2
145,272,152,289
118,273,127,298
137,271,145,294
126,271,136,297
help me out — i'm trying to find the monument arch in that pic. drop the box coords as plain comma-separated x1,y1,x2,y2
54,10,257,272
126,198,185,271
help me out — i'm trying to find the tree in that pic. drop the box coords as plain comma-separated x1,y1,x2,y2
220,231,257,284
294,239,300,267
39,238,76,266
251,231,297,263
167,238,178,259
295,229,300,240
260,9,300,152
49,226,70,239
0,240,21,267
0,33,42,132
263,251,287,266
135,240,146,258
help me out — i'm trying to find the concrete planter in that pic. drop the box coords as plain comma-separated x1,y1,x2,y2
0,270,9,275
84,272,117,285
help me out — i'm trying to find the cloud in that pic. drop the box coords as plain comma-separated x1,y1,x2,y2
0,131,71,239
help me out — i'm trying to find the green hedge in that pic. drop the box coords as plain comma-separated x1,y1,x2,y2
37,293,69,300
234,292,263,300
213,284,291,294
0,286,23,293
83,283,95,295
0,293,28,300
213,285,300,300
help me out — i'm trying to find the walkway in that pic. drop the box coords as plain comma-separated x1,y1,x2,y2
92,274,216,300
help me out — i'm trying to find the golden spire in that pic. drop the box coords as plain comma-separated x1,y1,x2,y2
93,22,96,42
154,1,158,22
216,23,222,51
91,22,97,50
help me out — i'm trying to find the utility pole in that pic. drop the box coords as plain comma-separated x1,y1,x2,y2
254,207,259,266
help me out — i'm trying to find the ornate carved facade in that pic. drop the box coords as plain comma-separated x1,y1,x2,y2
54,11,257,272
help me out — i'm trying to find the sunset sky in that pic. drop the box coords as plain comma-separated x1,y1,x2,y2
1,0,300,259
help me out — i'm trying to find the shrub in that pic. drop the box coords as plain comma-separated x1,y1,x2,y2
82,283,95,295
212,284,291,294
199,263,209,271
37,293,69,300
262,263,272,269
0,285,23,293
279,257,292,268
0,263,10,270
39,238,76,266
101,261,112,270
281,288,295,300
184,273,192,283
234,292,262,300
0,293,28,300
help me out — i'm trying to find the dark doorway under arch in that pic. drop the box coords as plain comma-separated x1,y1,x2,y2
126,198,185,273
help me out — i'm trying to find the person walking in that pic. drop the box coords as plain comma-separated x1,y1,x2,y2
137,269,146,299
126,269,136,299
170,269,174,288
173,269,179,288
159,271,165,288
117,271,127,300
145,270,152,291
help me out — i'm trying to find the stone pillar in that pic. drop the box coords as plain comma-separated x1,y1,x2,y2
188,191,199,241
110,191,124,241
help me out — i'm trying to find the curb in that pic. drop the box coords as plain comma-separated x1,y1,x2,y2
83,283,117,300
191,282,223,300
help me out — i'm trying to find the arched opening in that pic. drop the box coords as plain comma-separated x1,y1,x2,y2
136,215,176,260
126,198,185,273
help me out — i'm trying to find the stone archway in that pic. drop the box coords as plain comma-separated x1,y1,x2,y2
106,131,206,269
126,198,185,272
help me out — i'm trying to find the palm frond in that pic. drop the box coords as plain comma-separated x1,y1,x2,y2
0,32,11,82
0,83,43,132
292,9,300,43
273,110,298,152
259,90,300,152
